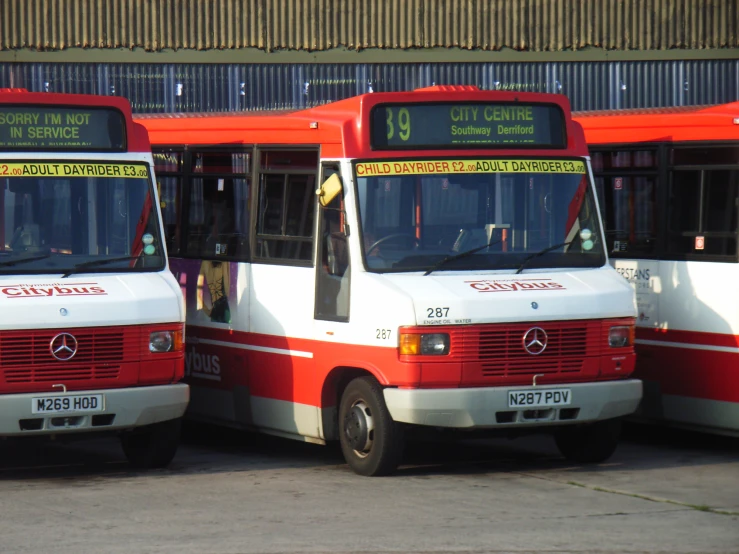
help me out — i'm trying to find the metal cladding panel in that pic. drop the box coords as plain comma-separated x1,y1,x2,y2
1,61,737,113
1,0,737,52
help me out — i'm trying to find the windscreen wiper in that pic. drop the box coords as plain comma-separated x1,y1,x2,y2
0,253,52,268
424,238,503,276
514,241,573,275
61,255,142,278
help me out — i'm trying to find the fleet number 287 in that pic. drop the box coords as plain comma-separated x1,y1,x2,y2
427,307,450,318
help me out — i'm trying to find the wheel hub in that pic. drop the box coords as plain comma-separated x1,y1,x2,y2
343,400,374,455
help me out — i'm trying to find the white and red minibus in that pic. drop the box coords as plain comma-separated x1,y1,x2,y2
0,89,188,468
139,86,641,476
576,103,739,437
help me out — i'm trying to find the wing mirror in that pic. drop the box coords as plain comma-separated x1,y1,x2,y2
316,173,343,207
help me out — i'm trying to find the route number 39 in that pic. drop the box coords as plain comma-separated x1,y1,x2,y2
386,107,411,141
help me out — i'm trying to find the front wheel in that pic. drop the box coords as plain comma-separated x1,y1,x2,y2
339,376,404,476
554,418,622,463
121,418,182,469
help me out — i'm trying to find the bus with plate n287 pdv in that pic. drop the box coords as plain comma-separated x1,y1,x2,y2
0,89,188,468
575,102,739,437
139,85,642,476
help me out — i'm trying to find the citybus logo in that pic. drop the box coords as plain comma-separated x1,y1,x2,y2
1,282,107,298
185,348,222,382
465,279,566,293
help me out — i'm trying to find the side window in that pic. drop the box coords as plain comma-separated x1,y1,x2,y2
153,150,183,255
667,160,738,258
315,165,350,321
184,150,251,260
255,149,317,263
591,149,658,256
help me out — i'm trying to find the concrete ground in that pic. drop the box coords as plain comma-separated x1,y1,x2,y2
0,423,737,554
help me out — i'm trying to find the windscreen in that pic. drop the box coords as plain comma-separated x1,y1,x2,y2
355,158,604,273
0,161,164,275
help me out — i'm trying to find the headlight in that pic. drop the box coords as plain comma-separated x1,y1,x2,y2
150,330,178,352
421,334,450,355
608,325,634,348
399,333,450,356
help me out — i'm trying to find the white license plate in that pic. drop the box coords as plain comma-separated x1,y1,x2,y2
31,394,104,414
508,388,571,408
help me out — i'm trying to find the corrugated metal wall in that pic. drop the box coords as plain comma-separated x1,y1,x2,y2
1,61,737,112
1,0,737,52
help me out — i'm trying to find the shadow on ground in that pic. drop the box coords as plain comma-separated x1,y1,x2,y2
0,419,736,481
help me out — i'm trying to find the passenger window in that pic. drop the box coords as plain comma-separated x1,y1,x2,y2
157,176,182,255
182,150,251,261
186,177,250,259
671,147,739,166
590,148,658,256
255,150,317,264
153,150,184,256
603,175,658,255
667,168,738,257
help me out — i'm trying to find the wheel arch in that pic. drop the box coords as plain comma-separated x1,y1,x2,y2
320,364,386,441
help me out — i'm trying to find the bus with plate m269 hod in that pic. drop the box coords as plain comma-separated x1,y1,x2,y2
0,89,188,468
139,85,642,476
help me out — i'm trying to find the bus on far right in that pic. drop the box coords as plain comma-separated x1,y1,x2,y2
575,103,739,437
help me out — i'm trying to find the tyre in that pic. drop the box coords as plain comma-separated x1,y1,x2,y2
338,376,404,476
554,418,622,463
121,418,182,469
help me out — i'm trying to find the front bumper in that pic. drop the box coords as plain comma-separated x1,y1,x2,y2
0,383,189,436
383,379,642,428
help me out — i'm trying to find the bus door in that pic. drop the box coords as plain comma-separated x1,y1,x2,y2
315,163,350,324
249,148,321,438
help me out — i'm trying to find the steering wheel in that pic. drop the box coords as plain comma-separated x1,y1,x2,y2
367,233,420,256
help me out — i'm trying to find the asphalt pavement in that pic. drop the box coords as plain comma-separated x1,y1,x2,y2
0,422,736,554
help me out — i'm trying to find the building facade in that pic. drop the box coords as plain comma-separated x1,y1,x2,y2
1,0,737,112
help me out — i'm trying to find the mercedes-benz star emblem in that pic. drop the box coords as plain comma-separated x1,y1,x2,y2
522,327,548,356
50,333,78,361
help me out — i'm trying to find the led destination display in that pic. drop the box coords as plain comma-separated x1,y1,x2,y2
371,102,566,150
0,106,126,151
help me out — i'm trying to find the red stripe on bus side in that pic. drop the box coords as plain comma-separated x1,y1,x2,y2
636,327,739,349
184,325,410,407
634,344,739,403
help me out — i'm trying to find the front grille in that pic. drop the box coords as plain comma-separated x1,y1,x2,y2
3,364,122,383
452,320,602,379
0,326,139,384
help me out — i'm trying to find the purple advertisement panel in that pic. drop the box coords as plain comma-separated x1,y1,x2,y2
170,258,240,327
